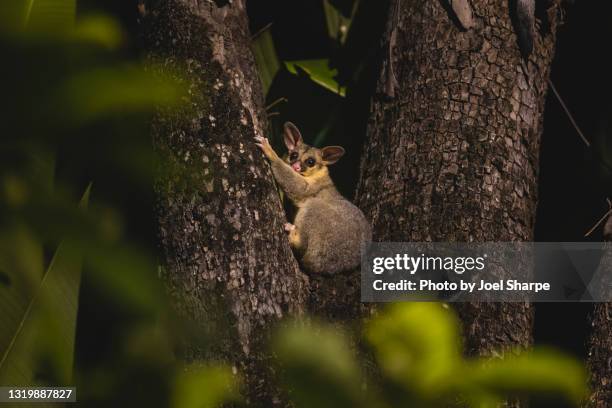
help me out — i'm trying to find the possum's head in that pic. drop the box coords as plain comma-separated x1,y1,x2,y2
282,122,345,179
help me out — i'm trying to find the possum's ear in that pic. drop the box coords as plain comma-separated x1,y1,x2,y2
283,122,303,150
321,146,345,165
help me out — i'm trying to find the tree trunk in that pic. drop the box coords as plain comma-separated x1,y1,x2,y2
142,1,308,405
356,0,560,362
585,216,612,408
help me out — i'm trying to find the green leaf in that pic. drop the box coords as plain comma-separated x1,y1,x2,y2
365,303,461,394
53,65,184,126
364,305,587,406
71,15,124,49
251,24,280,96
322,0,359,44
463,349,588,404
273,322,367,408
0,3,29,32
24,0,76,31
0,229,45,357
285,60,346,97
172,366,238,408
0,184,90,386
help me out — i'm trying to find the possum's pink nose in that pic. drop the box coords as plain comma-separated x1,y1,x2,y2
291,162,301,172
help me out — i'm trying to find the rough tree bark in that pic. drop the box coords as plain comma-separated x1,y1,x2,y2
585,216,612,408
142,1,308,405
355,0,560,363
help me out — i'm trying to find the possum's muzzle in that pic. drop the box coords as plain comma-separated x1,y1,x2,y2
291,162,301,172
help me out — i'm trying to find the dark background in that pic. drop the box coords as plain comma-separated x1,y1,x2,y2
76,1,612,406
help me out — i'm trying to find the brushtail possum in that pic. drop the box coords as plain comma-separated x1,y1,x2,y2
255,122,371,275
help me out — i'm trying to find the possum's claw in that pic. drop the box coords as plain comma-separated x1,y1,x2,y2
254,136,277,160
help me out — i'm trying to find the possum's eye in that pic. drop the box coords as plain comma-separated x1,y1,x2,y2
289,152,298,161
305,158,316,167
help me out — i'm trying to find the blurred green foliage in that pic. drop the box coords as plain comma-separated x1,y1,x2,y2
0,186,90,388
275,303,587,408
172,366,238,408
0,1,239,407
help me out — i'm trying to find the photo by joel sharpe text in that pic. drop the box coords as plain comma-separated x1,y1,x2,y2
371,278,551,294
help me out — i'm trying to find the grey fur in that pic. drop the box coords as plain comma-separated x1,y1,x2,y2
295,195,372,274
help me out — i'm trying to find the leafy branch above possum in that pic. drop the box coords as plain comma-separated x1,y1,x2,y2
255,122,371,275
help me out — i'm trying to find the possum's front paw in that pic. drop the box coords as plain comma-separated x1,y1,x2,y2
254,135,278,161
284,222,295,233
